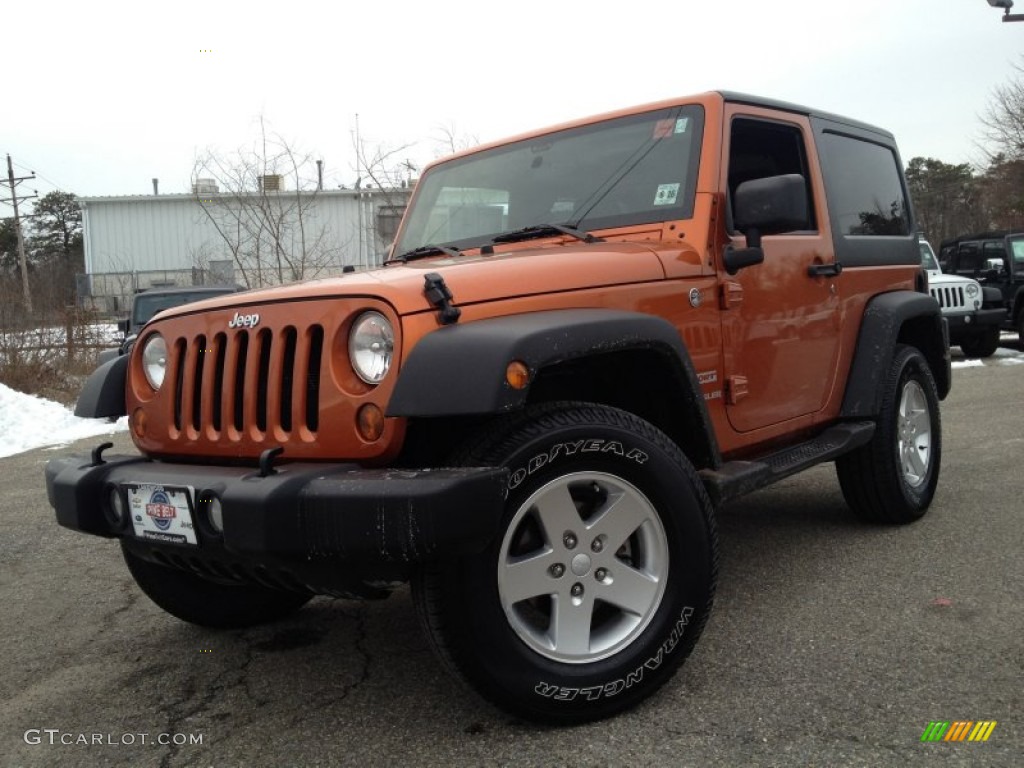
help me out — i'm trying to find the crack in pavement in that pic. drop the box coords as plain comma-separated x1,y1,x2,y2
282,604,372,730
156,630,268,768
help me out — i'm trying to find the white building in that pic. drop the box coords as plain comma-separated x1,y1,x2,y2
79,184,409,312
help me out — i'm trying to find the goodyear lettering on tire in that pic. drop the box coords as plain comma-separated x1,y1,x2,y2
508,439,649,490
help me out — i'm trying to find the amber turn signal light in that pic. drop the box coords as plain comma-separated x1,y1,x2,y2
356,404,385,442
506,360,530,390
131,408,148,438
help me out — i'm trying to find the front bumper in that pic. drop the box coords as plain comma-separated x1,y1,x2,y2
45,451,507,592
945,308,1006,339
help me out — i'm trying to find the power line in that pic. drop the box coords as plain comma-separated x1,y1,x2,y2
9,157,68,195
1,154,38,313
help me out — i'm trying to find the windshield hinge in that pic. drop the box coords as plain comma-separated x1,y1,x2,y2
424,273,461,325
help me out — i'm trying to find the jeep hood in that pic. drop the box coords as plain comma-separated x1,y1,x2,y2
928,271,975,287
153,242,699,321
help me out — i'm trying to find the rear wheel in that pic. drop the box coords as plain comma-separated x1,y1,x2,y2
836,345,941,523
122,543,312,629
412,403,717,724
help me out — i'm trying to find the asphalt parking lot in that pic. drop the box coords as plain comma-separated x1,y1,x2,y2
1,347,1021,768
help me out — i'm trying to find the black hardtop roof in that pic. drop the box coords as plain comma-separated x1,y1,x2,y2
717,91,894,140
939,230,1024,249
134,284,242,296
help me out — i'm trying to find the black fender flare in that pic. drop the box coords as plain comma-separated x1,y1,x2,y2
75,354,128,419
981,285,1003,307
841,291,950,418
387,309,718,465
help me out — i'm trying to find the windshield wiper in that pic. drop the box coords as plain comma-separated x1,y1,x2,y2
491,223,604,245
385,244,462,265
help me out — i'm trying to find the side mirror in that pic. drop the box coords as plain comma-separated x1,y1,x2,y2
724,173,809,274
117,318,130,335
734,173,809,236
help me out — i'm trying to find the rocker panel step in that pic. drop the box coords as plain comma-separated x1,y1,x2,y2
698,421,876,506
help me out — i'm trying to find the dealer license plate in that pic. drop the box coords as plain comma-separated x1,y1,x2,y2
126,483,198,546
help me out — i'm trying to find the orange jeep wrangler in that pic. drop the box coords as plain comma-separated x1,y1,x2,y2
46,91,950,724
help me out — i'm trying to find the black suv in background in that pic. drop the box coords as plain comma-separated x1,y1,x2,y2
98,285,243,365
939,230,1024,341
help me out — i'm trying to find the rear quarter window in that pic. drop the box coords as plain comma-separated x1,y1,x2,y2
819,133,909,236
812,121,916,268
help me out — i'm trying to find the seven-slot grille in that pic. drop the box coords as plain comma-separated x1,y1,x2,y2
170,325,324,440
930,285,965,311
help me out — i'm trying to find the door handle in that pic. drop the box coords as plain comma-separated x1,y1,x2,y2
807,262,842,278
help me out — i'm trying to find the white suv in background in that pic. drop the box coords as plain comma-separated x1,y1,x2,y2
920,239,1005,358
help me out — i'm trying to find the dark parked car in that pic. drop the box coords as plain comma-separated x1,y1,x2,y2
98,285,242,365
920,239,1004,357
939,230,1024,341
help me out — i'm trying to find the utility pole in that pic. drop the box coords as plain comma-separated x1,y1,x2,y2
354,113,364,268
1,154,37,313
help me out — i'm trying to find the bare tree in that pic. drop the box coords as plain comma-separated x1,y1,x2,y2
979,59,1024,162
349,124,419,263
192,119,345,288
431,121,479,159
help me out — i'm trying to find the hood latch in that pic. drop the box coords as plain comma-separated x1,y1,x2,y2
424,273,461,325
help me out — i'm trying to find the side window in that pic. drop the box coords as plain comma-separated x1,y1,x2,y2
819,133,909,236
1010,237,1024,270
982,240,1006,270
727,118,816,232
956,243,982,276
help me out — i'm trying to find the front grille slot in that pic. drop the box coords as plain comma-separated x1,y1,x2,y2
280,328,297,432
211,333,227,432
306,326,323,433
191,334,206,431
173,338,186,431
256,329,272,432
233,332,249,432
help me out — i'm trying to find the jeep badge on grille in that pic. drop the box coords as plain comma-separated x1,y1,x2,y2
228,312,260,329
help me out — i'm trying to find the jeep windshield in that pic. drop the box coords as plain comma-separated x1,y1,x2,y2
393,105,704,255
919,241,940,271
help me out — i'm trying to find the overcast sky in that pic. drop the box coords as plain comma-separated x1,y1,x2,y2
3,0,1022,208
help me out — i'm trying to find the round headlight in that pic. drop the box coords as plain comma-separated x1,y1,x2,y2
142,334,168,390
349,311,394,384
965,283,979,298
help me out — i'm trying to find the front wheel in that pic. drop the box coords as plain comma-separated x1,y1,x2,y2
122,543,313,629
959,327,999,358
412,403,718,724
836,345,942,523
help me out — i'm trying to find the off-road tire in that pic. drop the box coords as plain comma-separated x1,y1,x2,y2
959,327,999,358
836,345,941,524
122,542,312,629
412,402,718,724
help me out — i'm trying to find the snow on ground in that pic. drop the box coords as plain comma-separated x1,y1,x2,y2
0,322,120,346
0,383,127,459
951,340,1024,370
